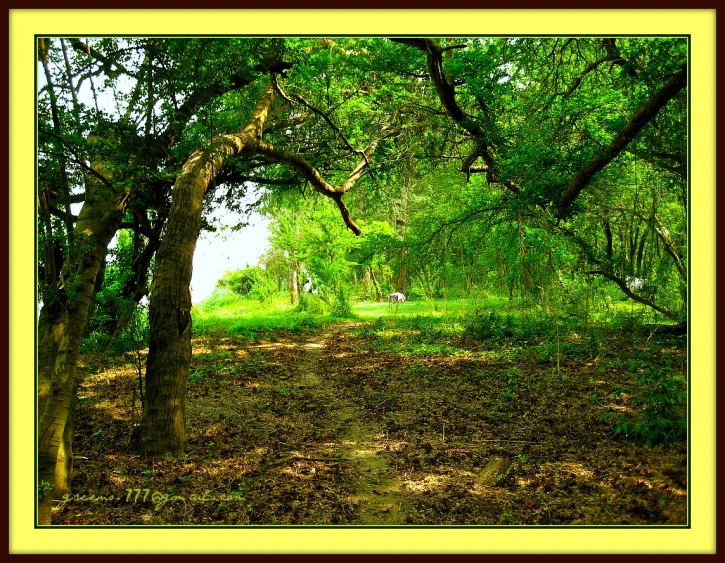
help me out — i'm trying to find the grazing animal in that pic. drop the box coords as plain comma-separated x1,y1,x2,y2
388,292,406,314
626,276,649,292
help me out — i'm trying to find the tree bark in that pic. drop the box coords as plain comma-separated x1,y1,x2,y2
362,267,371,300
395,246,409,294
289,260,299,305
140,84,276,457
37,160,130,524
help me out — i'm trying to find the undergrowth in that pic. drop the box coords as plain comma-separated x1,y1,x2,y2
80,290,687,447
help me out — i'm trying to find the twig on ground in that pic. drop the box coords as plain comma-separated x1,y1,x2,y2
480,439,539,444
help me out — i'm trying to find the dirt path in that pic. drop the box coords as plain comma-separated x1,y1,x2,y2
287,327,406,525
71,320,688,526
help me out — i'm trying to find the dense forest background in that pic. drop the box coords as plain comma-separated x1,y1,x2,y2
35,36,690,527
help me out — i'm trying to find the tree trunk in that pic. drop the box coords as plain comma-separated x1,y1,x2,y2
37,174,130,524
140,84,275,457
289,260,299,305
37,301,66,422
369,266,383,303
465,262,473,297
362,267,371,300
395,246,408,294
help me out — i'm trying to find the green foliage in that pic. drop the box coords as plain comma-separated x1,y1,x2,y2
194,288,241,312
331,289,356,319
86,230,137,337
610,366,687,445
294,293,328,315
500,366,522,400
189,370,206,384
217,265,277,303
464,309,520,341
192,291,330,337
48,37,687,415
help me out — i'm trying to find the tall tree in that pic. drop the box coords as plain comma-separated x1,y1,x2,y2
37,37,688,523
140,63,398,454
36,37,265,523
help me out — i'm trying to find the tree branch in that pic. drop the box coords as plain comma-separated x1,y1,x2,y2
561,53,618,97
150,73,255,159
555,65,687,219
587,269,681,322
557,225,683,322
272,75,364,160
67,38,132,78
394,38,523,196
253,127,390,235
47,205,78,223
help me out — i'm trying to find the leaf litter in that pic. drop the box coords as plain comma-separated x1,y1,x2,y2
60,321,687,526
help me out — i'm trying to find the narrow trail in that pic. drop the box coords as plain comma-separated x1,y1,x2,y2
286,326,406,525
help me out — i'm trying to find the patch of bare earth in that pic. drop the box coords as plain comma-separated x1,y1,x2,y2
61,322,687,526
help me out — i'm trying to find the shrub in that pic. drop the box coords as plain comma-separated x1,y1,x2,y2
216,266,275,301
611,366,687,445
331,289,355,318
295,294,328,315
247,274,278,303
195,288,241,313
464,309,519,340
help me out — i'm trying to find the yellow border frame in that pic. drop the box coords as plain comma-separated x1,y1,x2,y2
10,9,716,553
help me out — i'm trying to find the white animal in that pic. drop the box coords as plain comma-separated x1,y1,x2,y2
388,292,406,314
626,276,648,292
303,279,313,293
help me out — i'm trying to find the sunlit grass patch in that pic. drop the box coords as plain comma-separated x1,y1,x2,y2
193,293,319,337
352,298,479,319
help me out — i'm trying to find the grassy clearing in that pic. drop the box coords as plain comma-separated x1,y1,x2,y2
192,289,679,353
353,296,489,319
192,291,330,338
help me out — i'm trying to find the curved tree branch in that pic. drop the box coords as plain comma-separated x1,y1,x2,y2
255,128,391,235
555,65,687,219
393,38,522,195
557,225,683,323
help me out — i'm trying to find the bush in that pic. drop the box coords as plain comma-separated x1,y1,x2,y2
195,289,240,313
464,309,519,340
247,275,278,303
295,294,328,315
217,266,275,302
331,289,355,318
611,366,687,445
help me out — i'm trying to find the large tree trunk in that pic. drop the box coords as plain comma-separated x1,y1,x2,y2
37,301,66,421
140,84,276,457
37,170,130,524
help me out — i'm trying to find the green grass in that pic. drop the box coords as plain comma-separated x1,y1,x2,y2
352,296,499,319
191,288,680,347
192,291,341,337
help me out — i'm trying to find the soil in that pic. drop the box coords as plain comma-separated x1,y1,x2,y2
59,322,688,526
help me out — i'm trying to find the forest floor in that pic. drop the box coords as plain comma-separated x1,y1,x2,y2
61,319,688,526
